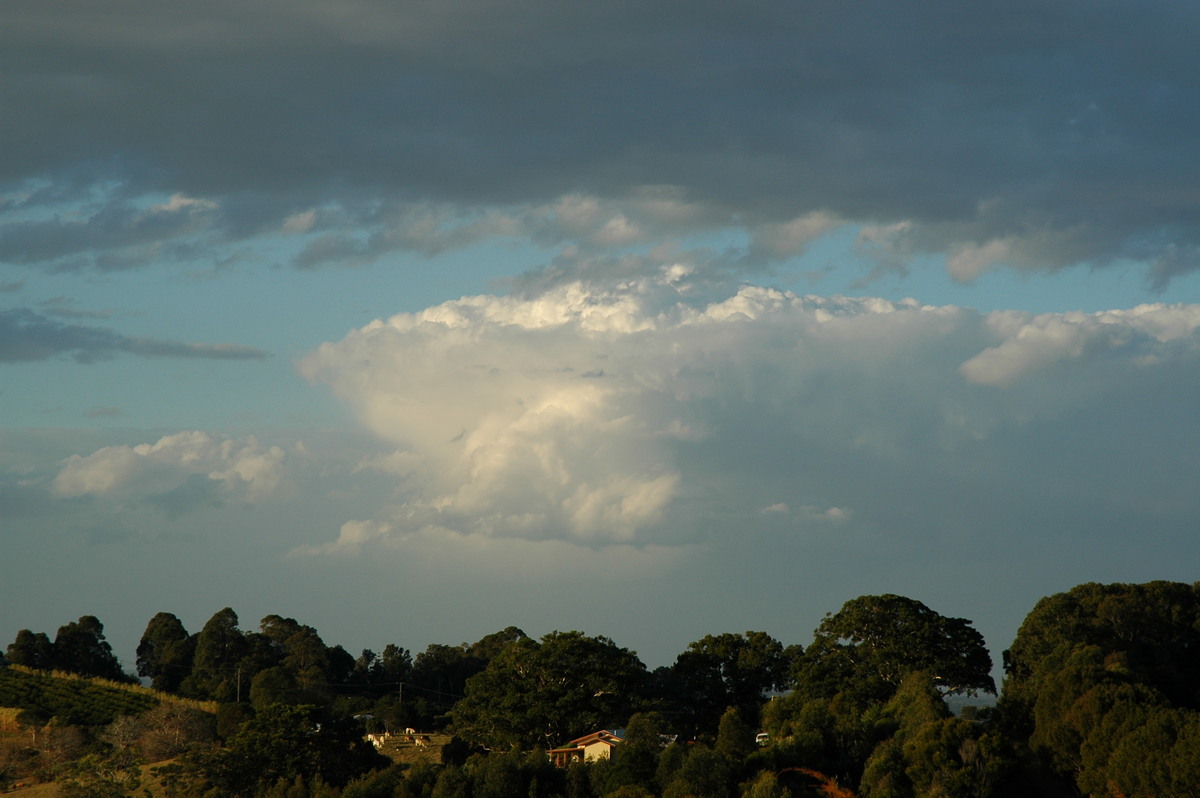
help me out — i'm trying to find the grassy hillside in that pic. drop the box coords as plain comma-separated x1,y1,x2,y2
0,667,219,795
0,665,215,726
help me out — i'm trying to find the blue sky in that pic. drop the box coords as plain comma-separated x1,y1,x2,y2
3,0,1200,680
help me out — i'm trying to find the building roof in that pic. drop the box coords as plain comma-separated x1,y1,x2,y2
564,729,624,748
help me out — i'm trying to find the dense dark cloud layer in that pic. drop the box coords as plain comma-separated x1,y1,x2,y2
3,0,1200,283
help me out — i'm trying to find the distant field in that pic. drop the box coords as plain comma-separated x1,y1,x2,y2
372,731,451,766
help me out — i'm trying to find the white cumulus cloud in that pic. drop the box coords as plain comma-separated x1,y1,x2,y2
298,280,1200,554
53,431,287,504
961,304,1200,387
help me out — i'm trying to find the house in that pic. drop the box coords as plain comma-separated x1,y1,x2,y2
547,729,624,767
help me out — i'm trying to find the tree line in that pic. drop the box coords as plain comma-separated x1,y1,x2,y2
4,581,1200,796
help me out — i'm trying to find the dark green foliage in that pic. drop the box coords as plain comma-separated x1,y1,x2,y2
432,763,472,798
666,631,788,737
265,616,332,698
762,690,892,782
342,765,411,798
441,734,479,767
250,666,303,710
604,712,665,791
7,629,54,670
1100,707,1200,797
182,607,248,701
136,612,195,693
177,703,386,794
0,666,157,726
57,750,143,798
661,744,733,798
817,673,1013,798
654,740,689,791
5,616,130,683
764,667,1006,794
404,628,526,730
563,760,594,798
798,595,995,706
469,750,523,798
998,578,1200,792
378,643,413,688
740,769,790,798
258,774,341,798
325,644,356,687
1003,580,1200,709
17,585,1200,797
422,752,566,798
899,717,1008,798
860,737,912,798
215,700,252,739
715,706,755,764
450,630,646,750
999,580,1200,794
51,616,129,682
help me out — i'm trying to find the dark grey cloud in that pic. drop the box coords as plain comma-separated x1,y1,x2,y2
0,308,268,363
2,0,1199,282
0,192,220,272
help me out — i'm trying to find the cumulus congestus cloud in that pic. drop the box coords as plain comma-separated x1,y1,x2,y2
297,277,1200,554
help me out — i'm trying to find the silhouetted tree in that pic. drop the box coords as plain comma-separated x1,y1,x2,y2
797,594,994,706
7,629,54,670
52,616,127,681
136,612,194,692
182,607,247,701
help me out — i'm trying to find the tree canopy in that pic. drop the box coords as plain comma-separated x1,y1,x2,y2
998,581,1200,795
666,631,791,736
451,630,647,750
15,583,1200,796
797,594,995,704
51,616,128,682
136,612,194,693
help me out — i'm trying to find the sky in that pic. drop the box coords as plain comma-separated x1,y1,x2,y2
3,0,1200,683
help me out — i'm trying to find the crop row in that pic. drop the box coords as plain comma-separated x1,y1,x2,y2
0,667,159,726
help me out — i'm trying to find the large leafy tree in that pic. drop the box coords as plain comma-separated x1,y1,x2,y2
405,627,525,729
52,616,128,682
136,612,195,693
182,607,248,701
7,629,54,670
450,630,647,750
376,643,411,687
998,581,1200,793
667,631,790,736
797,594,995,705
1003,580,1200,709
